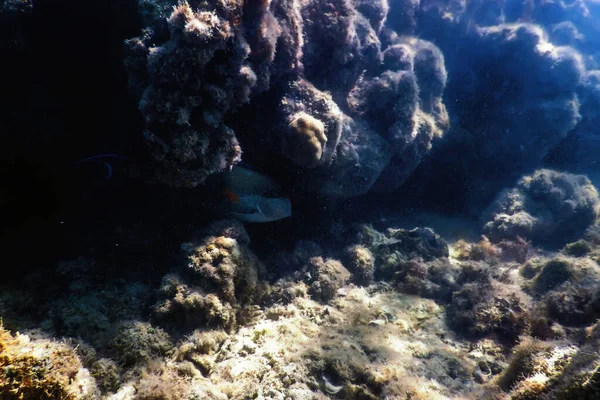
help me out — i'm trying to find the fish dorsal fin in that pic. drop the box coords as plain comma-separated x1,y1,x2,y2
226,166,284,198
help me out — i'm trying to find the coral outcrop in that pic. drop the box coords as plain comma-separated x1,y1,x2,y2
0,326,99,399
483,169,600,247
153,219,269,331
125,2,253,187
126,0,449,198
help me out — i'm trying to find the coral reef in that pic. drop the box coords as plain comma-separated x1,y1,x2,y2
5,0,600,399
125,0,449,198
483,169,600,247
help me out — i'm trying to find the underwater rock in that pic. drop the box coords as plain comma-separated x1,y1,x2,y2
153,219,269,331
132,366,193,400
348,37,449,193
559,69,600,169
452,236,502,263
269,240,324,274
90,358,121,393
483,169,600,247
0,326,99,399
393,258,460,302
523,256,600,326
353,0,389,34
385,0,418,35
356,224,449,267
563,239,593,257
108,321,174,367
313,117,392,198
404,12,587,212
344,244,375,286
125,1,270,187
301,0,382,100
41,258,151,348
201,218,251,245
489,333,600,400
447,262,532,341
153,274,238,331
351,224,457,300
306,257,352,303
124,0,449,199
493,338,576,396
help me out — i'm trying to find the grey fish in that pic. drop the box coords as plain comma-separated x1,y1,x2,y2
220,166,292,223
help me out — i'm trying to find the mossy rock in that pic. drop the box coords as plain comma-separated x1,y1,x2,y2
532,259,573,293
0,326,97,399
563,240,592,257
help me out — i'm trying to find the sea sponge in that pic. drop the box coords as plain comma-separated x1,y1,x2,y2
0,326,99,399
284,112,327,168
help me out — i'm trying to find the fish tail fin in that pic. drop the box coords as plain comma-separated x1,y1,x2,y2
103,162,113,180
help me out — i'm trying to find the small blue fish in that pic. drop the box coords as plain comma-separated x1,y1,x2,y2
73,154,130,180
